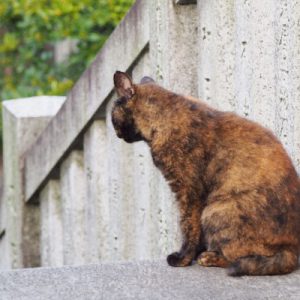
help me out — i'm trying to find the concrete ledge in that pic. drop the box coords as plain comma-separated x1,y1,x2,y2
24,0,149,202
0,260,300,300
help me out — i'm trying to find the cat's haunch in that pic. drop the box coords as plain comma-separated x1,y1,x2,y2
112,71,300,276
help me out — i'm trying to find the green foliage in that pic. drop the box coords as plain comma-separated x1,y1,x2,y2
0,0,134,100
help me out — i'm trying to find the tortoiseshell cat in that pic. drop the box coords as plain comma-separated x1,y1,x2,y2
111,71,300,276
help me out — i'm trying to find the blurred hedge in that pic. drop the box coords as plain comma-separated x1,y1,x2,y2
0,0,134,100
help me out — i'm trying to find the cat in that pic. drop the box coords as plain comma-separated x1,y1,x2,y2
111,71,300,276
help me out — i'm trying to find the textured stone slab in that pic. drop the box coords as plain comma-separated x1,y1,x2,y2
0,260,300,300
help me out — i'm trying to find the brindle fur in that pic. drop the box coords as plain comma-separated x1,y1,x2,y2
112,71,300,276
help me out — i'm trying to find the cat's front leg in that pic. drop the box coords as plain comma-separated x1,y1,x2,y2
167,241,197,267
167,190,202,267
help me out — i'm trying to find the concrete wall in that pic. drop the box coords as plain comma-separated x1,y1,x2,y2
1,0,300,268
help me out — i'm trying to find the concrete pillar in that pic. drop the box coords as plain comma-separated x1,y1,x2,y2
60,150,86,265
83,120,110,263
234,0,253,118
106,97,135,261
273,0,299,161
131,51,156,260
289,0,300,171
150,0,198,96
148,0,196,256
197,1,236,110
0,96,65,269
131,51,180,259
40,180,63,267
197,0,277,124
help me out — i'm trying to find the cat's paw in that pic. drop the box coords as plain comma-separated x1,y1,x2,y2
167,252,192,267
197,251,229,268
167,252,181,266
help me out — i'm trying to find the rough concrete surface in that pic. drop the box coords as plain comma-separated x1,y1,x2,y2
0,260,300,300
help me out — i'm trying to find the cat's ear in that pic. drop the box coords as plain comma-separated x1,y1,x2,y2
114,71,135,99
140,76,155,84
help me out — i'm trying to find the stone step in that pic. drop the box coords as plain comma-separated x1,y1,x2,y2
0,260,300,300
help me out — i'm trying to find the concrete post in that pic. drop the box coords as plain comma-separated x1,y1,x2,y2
150,0,198,95
40,180,63,267
130,51,181,259
60,150,86,265
0,96,65,269
83,120,110,263
147,0,197,256
105,98,136,262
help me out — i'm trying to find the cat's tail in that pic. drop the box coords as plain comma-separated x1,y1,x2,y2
227,248,298,276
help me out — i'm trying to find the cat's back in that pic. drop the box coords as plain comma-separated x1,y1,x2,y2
205,110,300,197
215,111,281,149
214,111,292,166
202,110,300,254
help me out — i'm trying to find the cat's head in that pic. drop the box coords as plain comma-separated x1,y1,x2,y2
112,71,155,143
